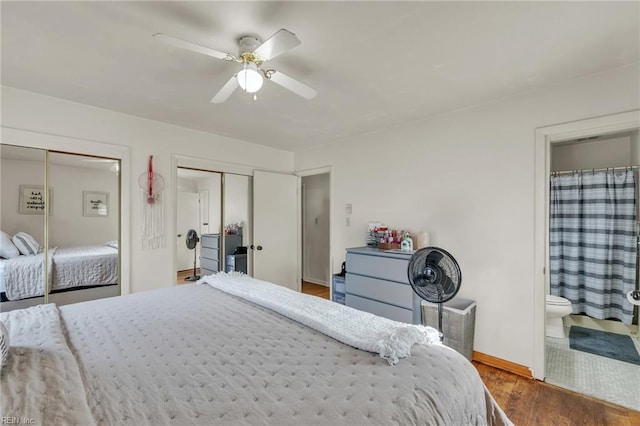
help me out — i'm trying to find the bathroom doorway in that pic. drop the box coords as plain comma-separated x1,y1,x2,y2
535,114,640,410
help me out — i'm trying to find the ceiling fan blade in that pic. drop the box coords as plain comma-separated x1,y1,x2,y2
253,29,301,61
210,75,239,103
153,33,230,60
269,70,317,100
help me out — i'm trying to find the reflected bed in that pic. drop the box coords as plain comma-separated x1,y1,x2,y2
0,244,118,301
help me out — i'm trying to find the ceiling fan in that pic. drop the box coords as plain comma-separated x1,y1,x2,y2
153,29,317,103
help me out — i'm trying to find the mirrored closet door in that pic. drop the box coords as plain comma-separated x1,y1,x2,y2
175,167,252,283
46,152,120,305
223,174,252,276
0,145,47,310
0,145,121,312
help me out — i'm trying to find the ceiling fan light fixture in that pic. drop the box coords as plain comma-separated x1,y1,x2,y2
237,62,263,93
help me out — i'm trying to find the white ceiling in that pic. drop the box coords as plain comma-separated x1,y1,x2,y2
2,1,638,152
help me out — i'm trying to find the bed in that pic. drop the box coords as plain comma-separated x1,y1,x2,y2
0,244,118,301
0,273,512,425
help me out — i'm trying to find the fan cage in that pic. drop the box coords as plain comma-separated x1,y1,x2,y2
407,247,462,341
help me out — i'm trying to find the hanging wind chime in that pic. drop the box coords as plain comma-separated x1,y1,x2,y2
138,155,165,249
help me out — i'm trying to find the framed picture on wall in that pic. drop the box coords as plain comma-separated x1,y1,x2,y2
83,191,109,217
19,185,53,214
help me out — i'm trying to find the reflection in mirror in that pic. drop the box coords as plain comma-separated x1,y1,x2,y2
0,144,47,311
175,168,252,283
224,174,252,276
176,168,222,282
46,152,120,305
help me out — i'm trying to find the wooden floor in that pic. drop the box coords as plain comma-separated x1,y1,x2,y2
177,269,200,284
301,281,330,299
473,361,640,425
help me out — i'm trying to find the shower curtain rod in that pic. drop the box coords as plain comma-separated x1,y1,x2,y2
551,165,640,176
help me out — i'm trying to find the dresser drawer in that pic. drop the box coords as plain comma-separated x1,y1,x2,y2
201,235,219,249
345,273,413,309
200,268,216,277
201,247,219,261
200,257,219,272
346,294,413,323
346,252,409,283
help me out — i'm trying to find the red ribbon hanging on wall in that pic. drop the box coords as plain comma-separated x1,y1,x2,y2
147,155,154,204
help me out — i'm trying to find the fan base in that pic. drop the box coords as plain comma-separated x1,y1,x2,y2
184,275,201,282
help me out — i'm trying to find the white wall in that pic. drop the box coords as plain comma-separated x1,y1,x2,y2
629,130,640,165
551,136,632,171
224,174,251,248
197,174,222,235
302,173,330,285
1,158,46,243
294,62,640,368
1,158,118,247
49,163,119,247
177,176,198,193
1,86,293,294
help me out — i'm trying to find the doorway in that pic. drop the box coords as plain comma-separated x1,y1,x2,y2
297,167,332,298
534,111,640,410
301,173,331,289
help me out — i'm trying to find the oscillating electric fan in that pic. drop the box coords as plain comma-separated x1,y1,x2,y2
407,247,462,341
184,229,201,281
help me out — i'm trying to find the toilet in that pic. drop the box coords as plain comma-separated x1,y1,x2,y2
546,295,572,338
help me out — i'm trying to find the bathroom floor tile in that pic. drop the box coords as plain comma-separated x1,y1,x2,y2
545,334,640,411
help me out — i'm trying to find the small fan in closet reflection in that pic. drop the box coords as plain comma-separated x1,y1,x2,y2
184,229,200,282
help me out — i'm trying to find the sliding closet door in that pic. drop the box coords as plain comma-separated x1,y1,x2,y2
0,144,47,310
46,152,120,305
223,174,252,276
176,167,222,281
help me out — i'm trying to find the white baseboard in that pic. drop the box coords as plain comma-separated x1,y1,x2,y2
302,277,329,287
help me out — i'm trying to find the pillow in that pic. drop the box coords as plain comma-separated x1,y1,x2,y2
12,232,41,256
0,321,8,371
0,232,20,259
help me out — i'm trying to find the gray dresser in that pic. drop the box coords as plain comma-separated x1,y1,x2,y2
200,234,220,276
345,247,422,324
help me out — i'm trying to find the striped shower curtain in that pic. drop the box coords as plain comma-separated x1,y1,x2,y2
550,169,637,325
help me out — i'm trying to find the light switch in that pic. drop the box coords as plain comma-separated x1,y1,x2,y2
346,204,352,214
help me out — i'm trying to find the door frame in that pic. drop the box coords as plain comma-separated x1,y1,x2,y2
295,166,333,293
172,155,284,282
172,155,254,283
533,110,640,380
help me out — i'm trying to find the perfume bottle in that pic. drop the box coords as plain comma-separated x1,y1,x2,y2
400,233,413,252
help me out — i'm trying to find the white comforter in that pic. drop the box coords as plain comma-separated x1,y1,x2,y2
1,245,117,301
200,272,441,365
0,304,95,425
2,283,513,425
1,248,55,301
